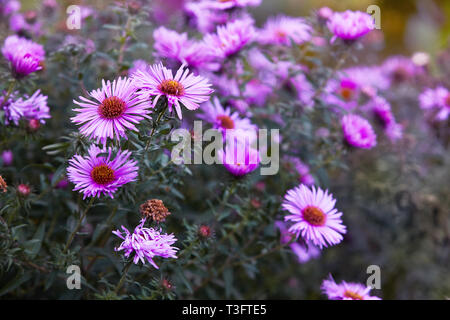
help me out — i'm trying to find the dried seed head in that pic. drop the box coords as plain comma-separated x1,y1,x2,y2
140,199,171,223
0,176,7,193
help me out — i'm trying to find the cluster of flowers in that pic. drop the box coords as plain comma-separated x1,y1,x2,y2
4,0,444,299
1,35,50,129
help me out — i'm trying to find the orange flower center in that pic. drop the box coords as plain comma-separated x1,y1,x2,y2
340,87,354,101
343,290,364,300
98,96,126,119
158,79,185,96
91,164,115,185
276,30,287,39
217,115,235,129
302,205,326,226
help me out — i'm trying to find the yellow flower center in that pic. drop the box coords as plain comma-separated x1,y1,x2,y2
158,79,185,96
343,290,364,300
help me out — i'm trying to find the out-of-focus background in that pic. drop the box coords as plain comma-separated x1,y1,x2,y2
20,0,450,57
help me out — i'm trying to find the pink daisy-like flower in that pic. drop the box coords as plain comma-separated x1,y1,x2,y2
4,90,50,125
275,221,320,264
153,26,219,71
113,219,178,268
341,114,377,149
258,15,312,46
198,96,257,135
218,138,260,177
323,78,361,111
1,35,45,78
153,26,189,62
67,145,138,199
321,275,382,300
327,10,374,43
71,77,150,143
282,184,346,249
132,62,213,120
203,16,255,59
184,1,228,33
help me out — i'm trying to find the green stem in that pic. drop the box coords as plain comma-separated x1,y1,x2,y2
63,197,95,253
114,260,133,294
1,80,16,107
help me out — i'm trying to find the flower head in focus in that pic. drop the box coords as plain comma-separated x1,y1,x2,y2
321,275,381,300
282,184,346,249
132,62,213,119
341,114,377,149
71,77,150,143
67,145,138,199
113,219,178,268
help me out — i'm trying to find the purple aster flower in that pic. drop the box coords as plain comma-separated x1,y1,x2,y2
258,15,311,46
198,96,257,136
184,1,228,33
323,78,360,111
381,55,423,83
218,138,260,177
341,66,389,92
243,79,272,107
4,90,50,125
153,26,189,62
113,219,178,268
9,12,43,37
290,73,315,108
1,150,13,166
371,96,395,127
128,59,150,77
0,0,20,16
284,156,315,186
72,77,150,143
132,62,213,120
385,122,403,143
275,221,320,264
203,16,255,59
211,0,261,10
419,86,450,121
321,275,382,300
327,10,374,43
153,26,219,71
282,184,346,249
1,35,45,78
67,145,138,199
341,114,377,149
